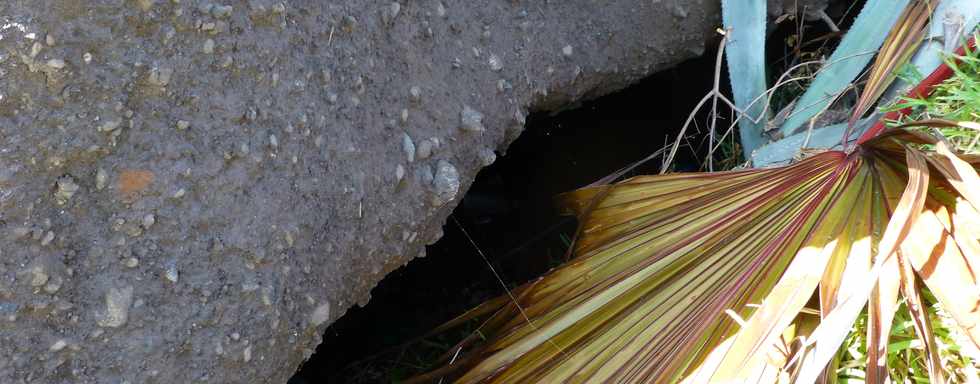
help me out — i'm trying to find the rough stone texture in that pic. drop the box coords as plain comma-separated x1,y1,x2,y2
0,0,717,382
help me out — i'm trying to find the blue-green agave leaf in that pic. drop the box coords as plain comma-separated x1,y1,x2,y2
722,0,768,158
778,0,911,136
753,117,876,168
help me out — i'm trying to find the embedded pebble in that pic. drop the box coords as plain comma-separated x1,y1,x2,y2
46,59,66,69
416,139,435,160
431,160,460,206
401,133,415,162
141,214,156,229
30,42,43,57
54,175,79,205
173,188,186,199
203,39,216,54
124,258,139,268
95,168,108,190
243,346,252,363
342,15,357,33
269,134,279,149
98,286,134,328
261,287,274,306
381,2,401,24
409,86,421,102
98,120,122,133
43,277,62,294
212,4,233,18
395,164,405,183
459,105,485,132
40,231,55,246
488,54,503,71
176,120,190,130
148,67,173,86
513,109,527,127
497,79,512,93
164,260,179,283
672,4,688,18
436,2,447,18
46,34,56,46
562,44,574,57
49,340,68,352
311,302,331,327
83,52,93,64
30,265,49,287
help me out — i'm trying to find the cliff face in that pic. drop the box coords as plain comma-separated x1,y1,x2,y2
0,1,718,382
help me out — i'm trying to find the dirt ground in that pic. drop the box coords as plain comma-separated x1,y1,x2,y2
0,0,717,382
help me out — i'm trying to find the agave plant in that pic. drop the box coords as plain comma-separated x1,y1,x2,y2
411,1,980,383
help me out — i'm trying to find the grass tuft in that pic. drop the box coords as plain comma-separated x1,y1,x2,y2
885,29,980,153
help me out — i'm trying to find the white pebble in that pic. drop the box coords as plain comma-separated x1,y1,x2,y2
49,340,68,352
395,164,405,182
416,139,435,160
488,54,503,71
164,261,179,283
203,39,215,54
98,286,134,328
40,231,55,246
431,160,460,206
562,44,574,57
460,105,485,132
95,168,109,190
401,133,415,162
142,214,156,229
478,148,497,166
30,265,49,287
310,302,331,326
54,175,79,205
30,42,43,58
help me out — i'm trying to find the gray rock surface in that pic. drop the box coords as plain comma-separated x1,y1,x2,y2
0,0,718,382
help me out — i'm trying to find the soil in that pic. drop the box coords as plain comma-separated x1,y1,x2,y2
0,1,719,382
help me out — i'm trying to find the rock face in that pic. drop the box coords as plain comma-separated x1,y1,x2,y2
0,0,717,382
